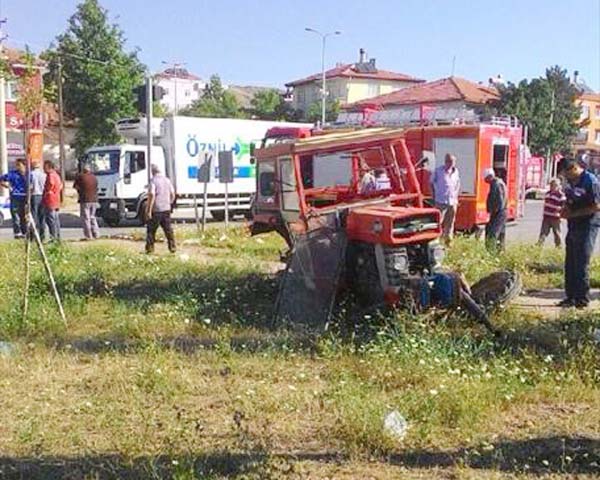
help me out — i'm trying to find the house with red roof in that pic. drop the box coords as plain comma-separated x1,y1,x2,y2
343,76,500,123
285,49,424,114
154,67,204,114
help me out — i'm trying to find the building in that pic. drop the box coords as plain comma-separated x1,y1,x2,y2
1,47,45,173
285,49,424,114
573,79,600,163
154,66,204,114
342,76,499,123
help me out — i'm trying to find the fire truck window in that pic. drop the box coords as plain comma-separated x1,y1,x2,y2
312,153,352,187
493,144,509,182
433,138,477,194
279,157,300,211
258,162,276,203
300,155,314,188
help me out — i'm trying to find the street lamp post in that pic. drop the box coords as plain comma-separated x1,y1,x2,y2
305,28,341,125
162,61,186,115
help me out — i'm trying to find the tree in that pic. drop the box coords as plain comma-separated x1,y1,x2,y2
153,100,168,118
305,99,340,123
250,89,303,121
44,0,145,155
495,66,580,156
181,75,244,118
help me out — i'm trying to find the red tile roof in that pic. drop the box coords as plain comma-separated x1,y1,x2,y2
347,76,499,109
3,46,45,67
286,63,424,87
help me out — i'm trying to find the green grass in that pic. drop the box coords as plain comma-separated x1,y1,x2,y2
0,228,598,479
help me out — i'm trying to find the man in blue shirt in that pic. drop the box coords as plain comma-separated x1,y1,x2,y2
559,158,600,308
0,158,27,238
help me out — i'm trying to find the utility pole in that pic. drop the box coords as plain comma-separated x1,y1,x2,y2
162,61,185,115
0,19,8,195
146,75,153,186
57,59,66,186
305,28,341,126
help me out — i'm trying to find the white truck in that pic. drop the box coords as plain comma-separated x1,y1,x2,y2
83,116,310,226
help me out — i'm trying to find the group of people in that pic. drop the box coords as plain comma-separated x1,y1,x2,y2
0,159,63,241
426,152,600,309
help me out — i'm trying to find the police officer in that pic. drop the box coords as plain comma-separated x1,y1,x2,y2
559,158,600,308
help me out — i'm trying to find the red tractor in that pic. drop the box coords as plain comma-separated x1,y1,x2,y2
251,127,519,331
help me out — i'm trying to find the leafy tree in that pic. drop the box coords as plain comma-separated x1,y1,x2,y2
181,75,244,118
44,0,145,154
495,66,580,155
305,99,340,123
250,89,303,121
15,49,44,131
153,100,168,118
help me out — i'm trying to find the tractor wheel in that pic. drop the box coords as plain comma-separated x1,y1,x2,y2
347,242,384,306
469,270,522,309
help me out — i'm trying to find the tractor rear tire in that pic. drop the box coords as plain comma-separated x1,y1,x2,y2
469,270,522,309
346,242,384,306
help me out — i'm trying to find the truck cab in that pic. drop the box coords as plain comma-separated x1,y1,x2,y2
83,144,166,226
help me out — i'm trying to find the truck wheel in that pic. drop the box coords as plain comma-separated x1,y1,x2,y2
211,210,226,222
469,270,522,309
102,210,121,228
137,200,148,225
347,242,384,306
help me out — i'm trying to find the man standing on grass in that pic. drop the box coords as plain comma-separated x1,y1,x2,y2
145,164,176,254
30,159,46,237
41,160,63,242
537,178,565,248
483,168,507,251
74,165,100,240
431,154,461,244
558,158,600,309
0,158,27,239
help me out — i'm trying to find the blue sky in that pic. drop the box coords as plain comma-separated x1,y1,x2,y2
4,0,600,90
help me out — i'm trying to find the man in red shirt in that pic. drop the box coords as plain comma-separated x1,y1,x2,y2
41,160,63,241
537,178,565,247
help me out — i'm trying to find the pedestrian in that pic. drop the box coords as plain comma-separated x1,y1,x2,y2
431,154,461,243
537,178,565,247
73,165,99,240
30,159,46,238
145,164,176,254
483,168,507,251
375,169,391,190
41,160,63,242
0,158,27,238
415,157,432,196
558,158,600,308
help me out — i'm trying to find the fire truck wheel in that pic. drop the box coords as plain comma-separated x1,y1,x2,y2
347,242,384,306
469,270,522,310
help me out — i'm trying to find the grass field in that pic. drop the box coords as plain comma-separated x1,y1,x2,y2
0,227,599,479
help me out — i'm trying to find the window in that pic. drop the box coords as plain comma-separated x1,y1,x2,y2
185,90,191,97
296,89,306,106
596,130,600,144
124,151,146,174
575,128,589,142
6,80,18,101
367,83,380,98
596,105,600,118
581,105,590,119
279,157,299,211
258,161,276,204
85,150,120,175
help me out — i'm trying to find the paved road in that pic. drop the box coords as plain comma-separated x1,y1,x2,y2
0,200,597,253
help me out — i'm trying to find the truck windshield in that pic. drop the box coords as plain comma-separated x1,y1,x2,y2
84,150,120,175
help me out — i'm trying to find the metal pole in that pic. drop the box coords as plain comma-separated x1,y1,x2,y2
174,76,178,115
0,76,7,196
193,195,200,232
224,179,229,227
321,35,326,125
57,60,66,188
201,154,210,232
146,75,153,186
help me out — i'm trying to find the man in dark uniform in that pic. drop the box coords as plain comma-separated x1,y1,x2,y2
483,168,507,251
559,158,600,308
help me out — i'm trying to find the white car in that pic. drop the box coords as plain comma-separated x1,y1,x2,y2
0,195,10,227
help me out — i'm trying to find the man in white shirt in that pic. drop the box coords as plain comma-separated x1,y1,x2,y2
145,164,176,253
431,154,461,243
30,160,46,237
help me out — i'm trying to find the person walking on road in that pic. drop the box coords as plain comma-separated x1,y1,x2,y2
537,178,565,247
41,161,63,241
558,158,600,308
30,160,46,237
0,158,27,239
483,168,507,251
145,164,176,254
431,154,461,244
74,165,99,240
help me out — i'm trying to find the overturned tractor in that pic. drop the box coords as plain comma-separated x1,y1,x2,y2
250,128,520,332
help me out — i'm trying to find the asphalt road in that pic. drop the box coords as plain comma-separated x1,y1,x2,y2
0,200,596,253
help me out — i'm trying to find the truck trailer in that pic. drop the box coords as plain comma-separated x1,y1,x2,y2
84,116,310,226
